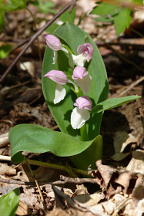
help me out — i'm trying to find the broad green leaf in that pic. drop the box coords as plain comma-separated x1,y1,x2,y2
114,8,132,35
93,95,141,113
95,16,114,23
9,124,94,163
45,23,59,34
60,8,76,24
37,0,55,14
5,0,27,11
42,23,108,138
71,135,103,169
0,188,19,216
91,2,119,16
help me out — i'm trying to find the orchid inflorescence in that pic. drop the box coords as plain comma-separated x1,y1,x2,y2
44,34,94,129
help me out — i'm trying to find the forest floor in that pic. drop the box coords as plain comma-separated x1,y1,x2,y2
0,0,143,215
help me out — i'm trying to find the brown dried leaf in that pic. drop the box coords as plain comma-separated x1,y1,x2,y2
115,171,132,193
126,150,144,175
0,163,16,176
96,160,116,188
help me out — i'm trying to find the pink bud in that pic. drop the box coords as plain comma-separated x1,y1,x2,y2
72,66,88,80
44,70,68,85
45,34,61,51
74,96,92,111
77,43,94,61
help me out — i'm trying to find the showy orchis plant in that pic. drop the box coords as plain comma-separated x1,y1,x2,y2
9,23,140,170
44,34,93,129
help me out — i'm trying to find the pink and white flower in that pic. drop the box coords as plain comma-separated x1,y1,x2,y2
77,43,94,61
72,43,94,66
44,70,68,104
71,96,92,129
72,66,91,93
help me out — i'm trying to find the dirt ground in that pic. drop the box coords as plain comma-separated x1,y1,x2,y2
0,0,144,215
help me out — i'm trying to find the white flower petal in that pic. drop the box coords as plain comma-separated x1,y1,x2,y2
75,74,91,93
71,107,90,129
54,84,66,104
72,54,86,66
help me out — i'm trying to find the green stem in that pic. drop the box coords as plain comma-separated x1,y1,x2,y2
80,124,87,140
27,159,91,177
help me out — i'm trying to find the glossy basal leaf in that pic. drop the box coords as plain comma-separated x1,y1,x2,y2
9,124,93,163
0,188,19,216
93,95,141,113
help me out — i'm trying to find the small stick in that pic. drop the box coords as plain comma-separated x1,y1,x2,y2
0,177,34,185
56,175,99,184
0,132,9,148
0,155,11,161
0,0,76,82
118,76,144,96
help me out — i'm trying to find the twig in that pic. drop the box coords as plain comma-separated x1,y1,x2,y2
52,185,88,212
9,39,29,54
106,44,144,73
58,175,99,184
97,39,144,50
0,177,34,185
0,155,11,161
0,0,76,82
0,132,9,148
118,76,144,96
27,159,90,176
0,155,90,176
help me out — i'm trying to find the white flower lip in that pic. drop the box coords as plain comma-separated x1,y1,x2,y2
71,107,90,129
54,84,66,104
70,96,92,129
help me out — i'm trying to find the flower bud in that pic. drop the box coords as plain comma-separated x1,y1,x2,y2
77,43,94,61
74,96,92,111
72,66,88,80
45,34,61,51
44,70,68,85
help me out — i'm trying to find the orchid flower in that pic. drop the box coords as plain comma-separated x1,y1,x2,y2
72,66,91,93
71,96,92,129
44,70,68,104
45,34,68,64
72,43,94,66
45,34,62,51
